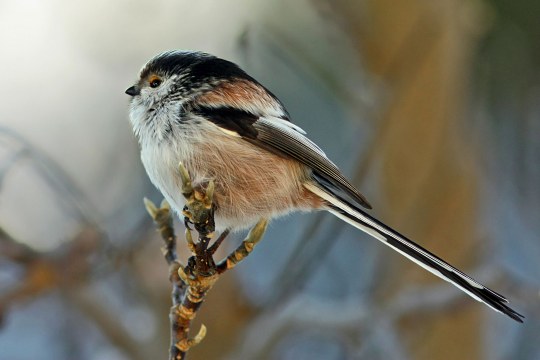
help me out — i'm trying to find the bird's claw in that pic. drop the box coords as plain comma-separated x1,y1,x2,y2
183,205,194,230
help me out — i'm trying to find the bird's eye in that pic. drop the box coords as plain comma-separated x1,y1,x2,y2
149,77,162,88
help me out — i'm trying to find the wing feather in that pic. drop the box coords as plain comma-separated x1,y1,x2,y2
250,116,372,209
189,103,372,209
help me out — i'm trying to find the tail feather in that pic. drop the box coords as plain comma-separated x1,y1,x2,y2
304,183,524,323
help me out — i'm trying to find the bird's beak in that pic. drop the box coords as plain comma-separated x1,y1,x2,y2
125,85,140,96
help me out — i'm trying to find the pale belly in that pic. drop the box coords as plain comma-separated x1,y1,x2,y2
140,134,323,231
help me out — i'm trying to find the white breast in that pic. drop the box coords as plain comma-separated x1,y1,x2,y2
138,118,223,225
140,140,190,217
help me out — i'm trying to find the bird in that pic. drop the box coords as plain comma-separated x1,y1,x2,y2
126,50,524,322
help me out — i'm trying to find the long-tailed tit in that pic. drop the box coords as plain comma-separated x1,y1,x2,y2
126,50,523,322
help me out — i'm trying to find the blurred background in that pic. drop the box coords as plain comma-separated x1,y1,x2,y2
0,0,538,359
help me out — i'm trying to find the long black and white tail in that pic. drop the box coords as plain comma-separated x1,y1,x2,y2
304,182,524,323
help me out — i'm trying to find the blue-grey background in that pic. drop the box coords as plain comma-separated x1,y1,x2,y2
0,1,538,359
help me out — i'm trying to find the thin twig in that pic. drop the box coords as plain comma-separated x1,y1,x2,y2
208,229,230,255
217,221,268,274
144,163,268,360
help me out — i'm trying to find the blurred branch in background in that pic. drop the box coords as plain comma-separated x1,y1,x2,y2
0,127,104,320
0,226,99,317
262,0,444,310
472,1,540,357
232,264,498,359
334,2,487,357
0,127,169,359
0,126,103,236
227,1,538,359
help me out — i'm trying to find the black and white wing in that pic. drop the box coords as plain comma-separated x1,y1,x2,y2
250,115,373,209
194,105,524,323
192,104,372,209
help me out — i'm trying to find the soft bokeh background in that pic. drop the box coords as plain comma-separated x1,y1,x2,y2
0,0,538,359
